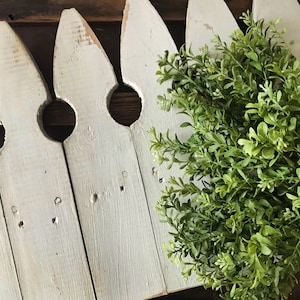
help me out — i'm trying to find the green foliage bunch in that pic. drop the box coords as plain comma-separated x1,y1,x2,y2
150,13,300,300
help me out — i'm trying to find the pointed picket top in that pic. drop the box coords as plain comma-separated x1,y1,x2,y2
121,0,199,292
0,21,48,134
121,0,177,120
54,8,117,124
0,21,95,298
54,8,165,299
186,0,238,53
253,0,300,61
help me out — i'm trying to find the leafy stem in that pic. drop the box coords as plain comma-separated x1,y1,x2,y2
151,12,300,300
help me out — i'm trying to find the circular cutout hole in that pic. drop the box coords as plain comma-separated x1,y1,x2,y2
0,122,5,149
41,99,76,142
108,86,142,126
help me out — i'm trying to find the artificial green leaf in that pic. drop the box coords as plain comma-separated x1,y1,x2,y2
152,12,300,300
246,51,259,62
262,147,275,159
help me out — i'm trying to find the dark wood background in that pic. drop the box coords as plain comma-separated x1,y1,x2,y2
0,1,300,299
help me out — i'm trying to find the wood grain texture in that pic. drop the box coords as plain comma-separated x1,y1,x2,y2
54,8,165,299
186,0,238,53
0,0,188,22
1,1,254,130
0,194,21,299
0,21,95,299
0,0,253,23
252,0,300,61
121,0,200,293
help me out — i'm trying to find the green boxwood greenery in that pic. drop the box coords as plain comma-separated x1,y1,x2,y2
150,13,300,300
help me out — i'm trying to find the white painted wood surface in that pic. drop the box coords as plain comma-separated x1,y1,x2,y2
121,0,199,292
1,2,298,299
252,0,300,61
0,194,21,299
186,0,238,53
53,8,165,299
0,21,95,299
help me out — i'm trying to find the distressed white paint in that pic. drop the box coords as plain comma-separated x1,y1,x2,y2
186,0,238,53
0,21,95,299
53,8,165,299
121,0,200,292
1,2,298,298
0,195,21,299
253,0,300,60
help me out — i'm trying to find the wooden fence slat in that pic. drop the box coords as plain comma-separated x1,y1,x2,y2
0,21,95,299
252,0,300,60
121,0,200,293
53,8,166,299
186,0,238,53
0,194,21,299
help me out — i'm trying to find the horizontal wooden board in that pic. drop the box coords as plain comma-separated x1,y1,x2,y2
0,0,252,22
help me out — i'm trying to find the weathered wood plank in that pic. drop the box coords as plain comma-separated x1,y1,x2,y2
121,0,200,293
0,0,253,23
186,0,238,53
53,8,166,299
0,0,188,22
252,0,300,61
0,194,21,299
0,0,252,22
0,21,95,299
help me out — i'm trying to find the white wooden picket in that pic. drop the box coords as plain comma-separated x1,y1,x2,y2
53,8,165,300
253,0,300,61
0,0,299,299
121,0,200,292
186,0,238,53
0,21,94,299
0,194,21,299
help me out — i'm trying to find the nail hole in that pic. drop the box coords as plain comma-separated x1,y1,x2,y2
159,178,165,183
41,99,76,142
54,197,62,205
91,193,98,203
11,206,18,214
152,167,158,176
18,221,24,228
120,186,125,192
0,122,5,149
52,217,58,224
108,86,142,126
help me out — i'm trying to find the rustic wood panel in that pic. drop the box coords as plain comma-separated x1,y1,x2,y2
54,8,166,299
121,0,200,292
0,21,95,298
1,0,300,299
0,196,21,299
